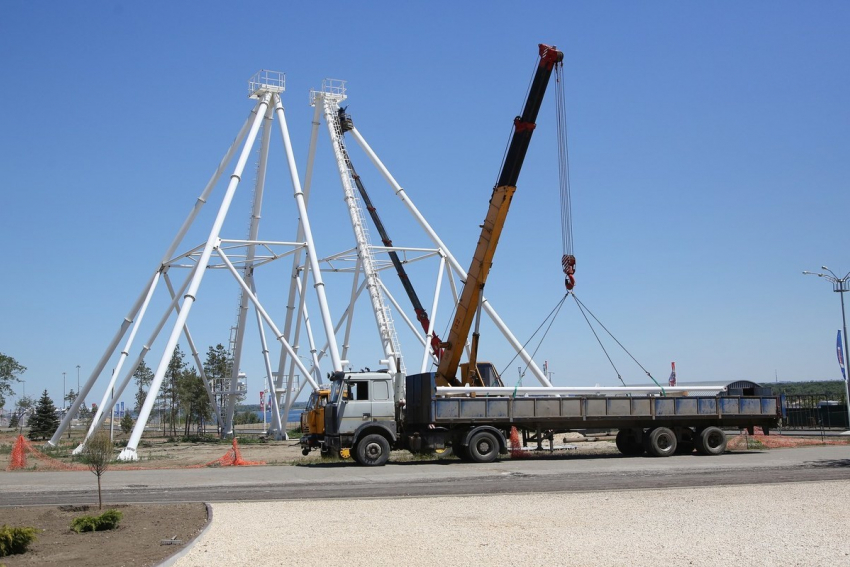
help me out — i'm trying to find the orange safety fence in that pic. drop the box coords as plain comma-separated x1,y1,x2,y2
7,435,87,471
191,437,266,468
727,428,849,450
508,426,529,458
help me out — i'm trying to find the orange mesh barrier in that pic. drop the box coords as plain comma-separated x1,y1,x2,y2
508,426,529,458
192,438,266,468
727,430,848,450
6,435,87,471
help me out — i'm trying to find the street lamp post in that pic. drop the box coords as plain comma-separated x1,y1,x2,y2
62,372,66,411
803,266,850,431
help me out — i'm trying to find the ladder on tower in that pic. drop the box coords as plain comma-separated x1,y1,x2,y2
321,90,405,374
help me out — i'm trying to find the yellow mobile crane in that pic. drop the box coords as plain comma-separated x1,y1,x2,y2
436,44,564,388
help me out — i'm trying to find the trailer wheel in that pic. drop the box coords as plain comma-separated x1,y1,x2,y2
615,429,644,456
644,427,677,457
695,427,726,455
355,434,391,466
467,431,499,463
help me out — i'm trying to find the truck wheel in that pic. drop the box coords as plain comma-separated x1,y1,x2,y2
695,426,726,455
644,427,677,457
467,431,499,463
615,429,644,456
355,434,391,466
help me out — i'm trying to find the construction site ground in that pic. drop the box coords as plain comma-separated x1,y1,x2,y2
2,427,849,566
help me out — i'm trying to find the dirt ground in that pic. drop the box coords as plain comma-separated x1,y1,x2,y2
0,428,622,470
0,503,208,567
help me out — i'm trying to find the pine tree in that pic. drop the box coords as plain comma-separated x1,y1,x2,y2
28,389,60,440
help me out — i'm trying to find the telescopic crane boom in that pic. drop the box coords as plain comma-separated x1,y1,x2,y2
436,43,564,387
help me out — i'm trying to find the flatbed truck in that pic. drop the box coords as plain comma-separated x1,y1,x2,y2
321,369,780,465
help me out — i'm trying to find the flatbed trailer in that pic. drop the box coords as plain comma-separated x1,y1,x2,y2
321,371,781,465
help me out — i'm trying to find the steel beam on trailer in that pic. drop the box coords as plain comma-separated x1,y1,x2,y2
436,386,728,396
349,127,552,387
119,93,273,461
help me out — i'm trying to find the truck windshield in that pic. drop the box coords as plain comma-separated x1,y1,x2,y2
305,392,317,411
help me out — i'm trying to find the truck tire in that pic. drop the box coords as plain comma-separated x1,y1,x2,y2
615,428,644,456
695,426,727,456
643,427,677,457
467,430,499,463
355,433,391,466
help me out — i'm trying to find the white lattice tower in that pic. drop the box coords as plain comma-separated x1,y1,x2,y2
314,80,403,373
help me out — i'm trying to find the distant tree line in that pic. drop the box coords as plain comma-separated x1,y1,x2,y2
766,380,847,399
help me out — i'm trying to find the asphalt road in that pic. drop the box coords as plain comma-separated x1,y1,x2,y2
2,445,848,507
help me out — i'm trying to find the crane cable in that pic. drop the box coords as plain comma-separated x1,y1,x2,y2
500,293,569,387
555,60,576,291
571,293,666,394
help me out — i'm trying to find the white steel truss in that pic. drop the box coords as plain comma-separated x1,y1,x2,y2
53,71,560,462
51,71,344,460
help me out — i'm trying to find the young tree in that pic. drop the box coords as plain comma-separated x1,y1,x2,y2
133,360,154,414
178,367,212,436
64,389,78,419
120,412,134,435
164,346,187,437
28,390,59,440
13,395,34,431
204,344,231,418
82,430,113,510
0,353,26,409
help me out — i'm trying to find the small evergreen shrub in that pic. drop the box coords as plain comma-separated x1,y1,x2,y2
70,510,122,533
0,524,38,557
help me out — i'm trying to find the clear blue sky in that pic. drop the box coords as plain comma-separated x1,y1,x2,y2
1,2,849,410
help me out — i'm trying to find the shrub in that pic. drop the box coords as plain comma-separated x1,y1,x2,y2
70,510,123,533
0,524,38,557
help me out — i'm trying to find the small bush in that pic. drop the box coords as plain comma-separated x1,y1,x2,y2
0,524,38,557
70,510,123,533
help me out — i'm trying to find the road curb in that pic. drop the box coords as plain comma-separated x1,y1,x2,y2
157,502,213,567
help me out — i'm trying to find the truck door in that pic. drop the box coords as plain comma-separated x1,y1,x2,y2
370,379,394,422
338,379,372,435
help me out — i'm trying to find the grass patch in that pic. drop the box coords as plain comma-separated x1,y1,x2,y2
70,510,122,533
0,524,38,557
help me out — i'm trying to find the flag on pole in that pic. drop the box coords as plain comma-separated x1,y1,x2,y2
837,330,846,381
668,362,676,387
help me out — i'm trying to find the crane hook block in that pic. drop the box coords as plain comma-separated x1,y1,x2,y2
562,254,576,290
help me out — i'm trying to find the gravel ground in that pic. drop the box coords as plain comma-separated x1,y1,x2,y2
175,480,850,567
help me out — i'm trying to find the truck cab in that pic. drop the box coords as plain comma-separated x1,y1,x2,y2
322,370,399,465
299,387,330,455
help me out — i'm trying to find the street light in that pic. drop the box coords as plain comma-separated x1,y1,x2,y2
803,266,850,430
62,372,66,410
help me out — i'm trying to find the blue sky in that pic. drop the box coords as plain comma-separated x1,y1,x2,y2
1,2,849,410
